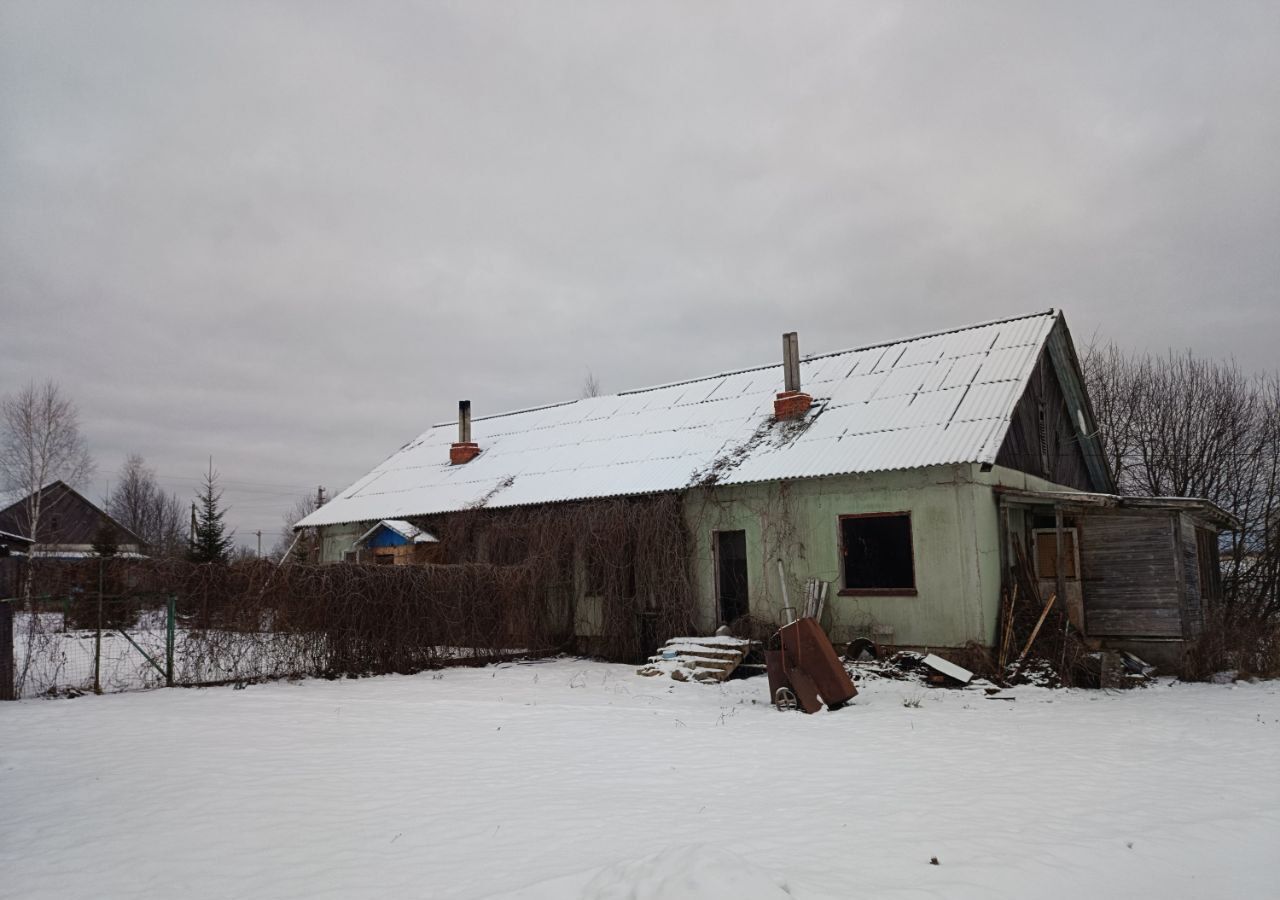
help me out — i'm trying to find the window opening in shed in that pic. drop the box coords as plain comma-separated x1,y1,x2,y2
1033,527,1079,580
714,530,749,624
1195,527,1222,603
840,513,915,594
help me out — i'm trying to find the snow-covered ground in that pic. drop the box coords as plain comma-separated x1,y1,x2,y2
2,659,1277,899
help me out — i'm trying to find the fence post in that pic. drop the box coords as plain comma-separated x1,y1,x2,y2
166,595,176,687
1,600,14,701
94,562,103,695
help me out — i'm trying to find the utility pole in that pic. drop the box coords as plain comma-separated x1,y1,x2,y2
255,530,262,557
312,486,327,565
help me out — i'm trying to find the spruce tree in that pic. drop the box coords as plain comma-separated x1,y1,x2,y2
91,520,119,558
189,461,234,564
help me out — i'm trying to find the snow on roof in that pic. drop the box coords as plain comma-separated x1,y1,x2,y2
28,550,148,559
355,520,439,546
300,310,1062,528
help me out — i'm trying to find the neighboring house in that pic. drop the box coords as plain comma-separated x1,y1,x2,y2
297,310,1233,671
349,520,441,565
0,529,33,557
0,481,147,559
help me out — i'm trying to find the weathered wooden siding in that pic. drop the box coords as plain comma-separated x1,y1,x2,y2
1178,512,1204,638
1079,511,1184,637
0,482,143,552
995,350,1096,492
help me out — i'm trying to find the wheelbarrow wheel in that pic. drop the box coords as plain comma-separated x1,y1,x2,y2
774,687,797,711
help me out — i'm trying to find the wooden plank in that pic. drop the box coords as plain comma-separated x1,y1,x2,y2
1054,508,1066,620
1085,608,1185,637
1171,512,1190,641
1014,593,1057,672
1087,596,1187,609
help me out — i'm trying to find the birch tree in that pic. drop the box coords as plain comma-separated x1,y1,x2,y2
0,380,95,545
1,381,94,696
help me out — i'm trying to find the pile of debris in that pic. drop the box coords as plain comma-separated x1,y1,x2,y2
636,635,752,683
996,537,1091,686
846,647,978,687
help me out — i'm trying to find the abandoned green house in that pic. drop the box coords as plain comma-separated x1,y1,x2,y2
298,310,1234,670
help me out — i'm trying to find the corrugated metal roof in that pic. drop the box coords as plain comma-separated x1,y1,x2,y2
355,520,439,545
299,310,1062,527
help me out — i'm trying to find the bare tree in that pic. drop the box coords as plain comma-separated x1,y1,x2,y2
107,454,187,557
1,381,95,696
1084,345,1280,622
581,370,602,399
271,491,321,562
0,380,95,545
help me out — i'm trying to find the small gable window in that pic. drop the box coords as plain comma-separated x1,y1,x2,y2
839,513,916,595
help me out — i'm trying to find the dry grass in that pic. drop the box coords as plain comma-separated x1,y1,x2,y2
1184,612,1280,681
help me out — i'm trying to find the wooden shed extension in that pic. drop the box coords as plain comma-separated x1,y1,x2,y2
997,487,1237,670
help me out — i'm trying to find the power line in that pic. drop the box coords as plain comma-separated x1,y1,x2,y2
153,473,318,491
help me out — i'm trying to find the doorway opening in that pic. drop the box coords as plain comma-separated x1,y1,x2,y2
715,530,749,624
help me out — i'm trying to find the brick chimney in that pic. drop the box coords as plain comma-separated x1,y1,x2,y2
774,331,812,420
449,400,481,464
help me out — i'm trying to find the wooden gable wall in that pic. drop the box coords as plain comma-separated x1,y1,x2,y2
0,483,142,549
996,348,1096,491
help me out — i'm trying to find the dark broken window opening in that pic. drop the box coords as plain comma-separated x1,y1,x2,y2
839,513,916,595
1196,527,1223,604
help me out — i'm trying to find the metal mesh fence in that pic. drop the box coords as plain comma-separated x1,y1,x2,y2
11,594,174,697
2,495,699,699
3,557,573,699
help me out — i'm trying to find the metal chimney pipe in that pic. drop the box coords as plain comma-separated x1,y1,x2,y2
458,400,472,444
774,331,813,420
782,332,801,393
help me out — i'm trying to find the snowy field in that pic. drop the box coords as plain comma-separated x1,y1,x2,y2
2,660,1278,900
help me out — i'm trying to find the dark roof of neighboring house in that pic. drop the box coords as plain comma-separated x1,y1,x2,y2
0,481,147,548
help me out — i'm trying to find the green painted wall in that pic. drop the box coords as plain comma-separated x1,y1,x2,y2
682,464,997,649
319,523,362,562
313,462,1083,650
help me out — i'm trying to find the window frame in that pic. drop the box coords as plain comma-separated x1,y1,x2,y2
1032,527,1080,581
837,511,918,597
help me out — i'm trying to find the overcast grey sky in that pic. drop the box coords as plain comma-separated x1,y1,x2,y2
2,1,1278,546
